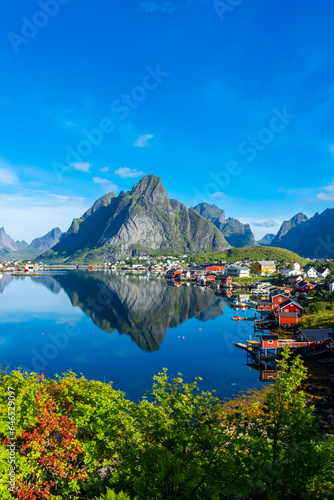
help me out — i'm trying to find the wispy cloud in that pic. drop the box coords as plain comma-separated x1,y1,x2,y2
93,177,118,192
251,220,278,228
134,134,154,147
0,159,19,185
100,167,109,172
69,162,92,173
210,191,224,198
115,167,145,178
0,190,89,242
316,179,334,202
0,168,18,185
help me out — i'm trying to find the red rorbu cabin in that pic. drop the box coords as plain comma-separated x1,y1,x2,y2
279,299,304,317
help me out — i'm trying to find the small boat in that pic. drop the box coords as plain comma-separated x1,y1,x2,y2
232,316,241,321
231,300,246,308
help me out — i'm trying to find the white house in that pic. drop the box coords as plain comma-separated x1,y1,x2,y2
280,269,303,278
303,266,318,279
330,280,334,292
317,267,330,278
225,265,250,278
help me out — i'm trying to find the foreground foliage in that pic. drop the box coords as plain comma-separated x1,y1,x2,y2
0,349,334,499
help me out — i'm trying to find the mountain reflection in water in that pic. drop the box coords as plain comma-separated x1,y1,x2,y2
36,272,227,352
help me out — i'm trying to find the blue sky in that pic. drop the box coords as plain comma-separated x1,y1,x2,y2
0,0,333,242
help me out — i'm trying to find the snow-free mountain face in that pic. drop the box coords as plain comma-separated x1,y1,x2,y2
40,175,232,262
193,203,256,248
272,213,309,244
271,209,334,259
0,227,62,260
257,234,276,246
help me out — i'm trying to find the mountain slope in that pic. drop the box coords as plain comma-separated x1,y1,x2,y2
257,233,276,246
30,227,63,253
0,227,62,260
272,213,309,244
271,208,334,259
40,176,231,262
193,202,256,247
190,246,308,266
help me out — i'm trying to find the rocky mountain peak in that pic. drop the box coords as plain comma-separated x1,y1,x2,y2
130,175,168,203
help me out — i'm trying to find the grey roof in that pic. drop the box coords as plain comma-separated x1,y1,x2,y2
299,329,334,341
260,335,279,340
255,261,276,267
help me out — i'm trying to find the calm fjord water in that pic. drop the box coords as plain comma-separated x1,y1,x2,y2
0,271,263,401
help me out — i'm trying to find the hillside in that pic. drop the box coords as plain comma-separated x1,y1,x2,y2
193,203,256,247
189,246,308,265
40,175,231,262
0,227,62,261
271,208,334,259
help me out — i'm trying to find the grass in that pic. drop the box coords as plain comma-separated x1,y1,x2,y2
189,246,308,266
299,310,334,329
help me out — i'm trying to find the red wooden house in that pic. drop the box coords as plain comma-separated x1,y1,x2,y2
278,311,299,326
215,275,232,285
295,280,315,292
257,300,273,311
279,298,304,316
297,329,334,347
271,293,290,311
260,335,279,348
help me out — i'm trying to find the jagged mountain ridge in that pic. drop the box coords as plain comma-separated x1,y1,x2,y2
193,202,256,247
272,213,309,244
271,208,334,258
0,227,63,260
40,175,232,262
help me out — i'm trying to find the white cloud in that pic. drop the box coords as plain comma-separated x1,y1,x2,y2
0,191,90,242
251,220,278,228
210,192,224,198
93,177,118,192
134,134,154,148
100,167,109,172
317,179,334,202
0,168,18,185
114,167,145,178
69,162,92,173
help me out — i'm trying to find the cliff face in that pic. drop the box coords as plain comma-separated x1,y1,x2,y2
272,213,309,244
41,176,231,262
30,228,63,253
193,203,256,247
271,209,334,258
0,227,62,260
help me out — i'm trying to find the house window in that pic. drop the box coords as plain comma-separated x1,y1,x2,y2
267,340,273,344
278,298,282,302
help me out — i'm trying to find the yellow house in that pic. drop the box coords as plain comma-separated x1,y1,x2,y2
252,261,276,275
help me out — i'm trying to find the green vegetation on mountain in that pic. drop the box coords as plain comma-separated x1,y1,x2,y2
40,176,231,263
193,202,256,247
189,245,309,265
1,349,333,499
